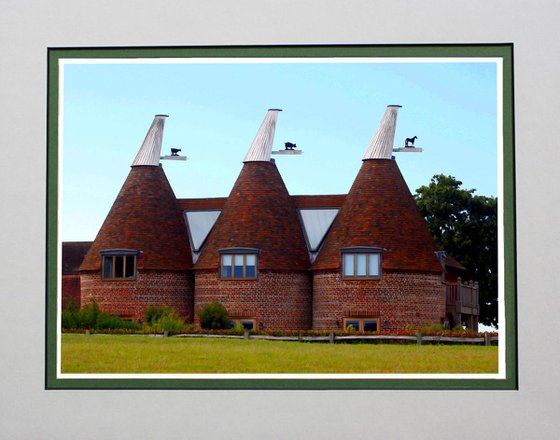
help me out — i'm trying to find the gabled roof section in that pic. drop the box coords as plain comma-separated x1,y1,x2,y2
243,109,281,163
436,251,467,272
131,115,168,167
62,241,93,275
80,165,192,271
291,194,346,209
195,161,310,271
177,197,227,211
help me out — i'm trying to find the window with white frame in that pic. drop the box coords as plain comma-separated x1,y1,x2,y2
219,248,259,280
341,247,382,279
101,250,139,280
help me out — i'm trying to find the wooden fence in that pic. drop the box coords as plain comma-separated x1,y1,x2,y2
174,332,498,346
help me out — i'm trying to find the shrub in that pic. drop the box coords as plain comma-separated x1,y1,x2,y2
142,306,190,335
197,301,230,330
152,311,188,335
80,301,101,329
421,323,445,334
144,306,172,326
61,308,79,330
96,314,141,331
61,300,141,331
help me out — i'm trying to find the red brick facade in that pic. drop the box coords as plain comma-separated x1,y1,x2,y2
194,270,312,330
80,270,194,321
312,270,446,331
64,121,464,330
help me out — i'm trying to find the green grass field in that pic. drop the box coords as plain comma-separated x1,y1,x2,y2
61,334,498,374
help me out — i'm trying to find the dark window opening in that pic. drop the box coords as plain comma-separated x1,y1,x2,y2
101,250,139,281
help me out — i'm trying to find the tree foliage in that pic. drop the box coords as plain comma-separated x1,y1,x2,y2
415,174,498,328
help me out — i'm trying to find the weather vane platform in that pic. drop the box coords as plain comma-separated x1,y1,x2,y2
161,147,188,161
272,142,303,155
393,135,423,153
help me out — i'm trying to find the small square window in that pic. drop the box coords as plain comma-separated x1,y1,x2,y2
101,250,138,281
341,248,382,280
343,317,380,333
219,249,259,280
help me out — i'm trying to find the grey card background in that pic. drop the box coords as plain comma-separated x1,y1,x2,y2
0,1,558,438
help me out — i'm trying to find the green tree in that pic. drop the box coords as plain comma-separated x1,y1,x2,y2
415,174,498,328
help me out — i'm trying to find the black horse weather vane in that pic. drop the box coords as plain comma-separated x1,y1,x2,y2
404,136,417,147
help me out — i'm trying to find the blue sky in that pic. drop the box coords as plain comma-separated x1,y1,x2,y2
61,59,498,241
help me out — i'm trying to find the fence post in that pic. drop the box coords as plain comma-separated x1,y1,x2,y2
484,333,491,346
416,333,423,346
244,331,249,339
329,332,335,344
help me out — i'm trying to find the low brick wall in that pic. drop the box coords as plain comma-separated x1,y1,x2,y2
80,270,194,321
62,275,81,309
194,270,312,330
312,270,446,331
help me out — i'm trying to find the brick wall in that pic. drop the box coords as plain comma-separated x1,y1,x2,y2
194,270,312,330
312,270,446,331
62,275,81,309
80,270,194,321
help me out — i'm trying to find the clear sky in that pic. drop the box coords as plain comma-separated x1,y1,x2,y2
61,58,498,241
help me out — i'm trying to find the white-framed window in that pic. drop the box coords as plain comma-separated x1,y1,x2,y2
343,317,380,333
341,247,382,279
219,248,259,280
100,250,139,281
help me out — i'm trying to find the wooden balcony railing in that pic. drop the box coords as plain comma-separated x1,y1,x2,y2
445,277,479,316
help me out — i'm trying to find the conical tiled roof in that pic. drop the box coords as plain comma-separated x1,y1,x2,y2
194,160,310,270
196,109,308,270
80,115,191,271
312,159,442,272
80,165,192,271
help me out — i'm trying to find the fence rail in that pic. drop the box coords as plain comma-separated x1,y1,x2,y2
174,332,498,346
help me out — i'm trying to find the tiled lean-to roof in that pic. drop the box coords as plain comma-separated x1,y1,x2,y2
62,241,92,275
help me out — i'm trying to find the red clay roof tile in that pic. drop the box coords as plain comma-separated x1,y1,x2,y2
177,198,227,211
291,194,346,209
194,161,310,270
312,159,442,273
80,165,192,271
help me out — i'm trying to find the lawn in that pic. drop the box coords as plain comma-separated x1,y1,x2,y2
61,334,498,374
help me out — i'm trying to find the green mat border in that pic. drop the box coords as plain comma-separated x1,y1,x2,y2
46,44,516,390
